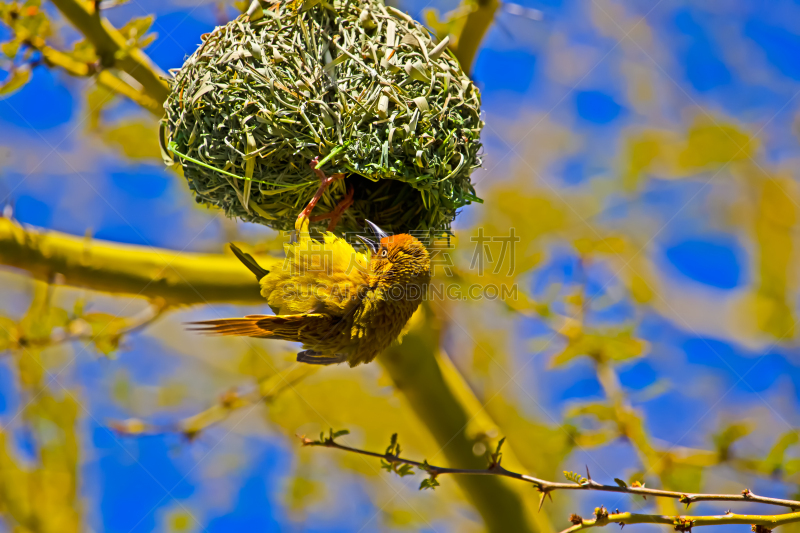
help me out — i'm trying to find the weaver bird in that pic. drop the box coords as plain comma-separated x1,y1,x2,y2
189,214,431,366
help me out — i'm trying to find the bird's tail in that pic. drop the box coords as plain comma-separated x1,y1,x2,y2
230,243,269,281
188,313,346,366
188,315,275,337
187,313,325,340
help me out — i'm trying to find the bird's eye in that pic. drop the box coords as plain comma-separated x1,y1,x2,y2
380,249,388,258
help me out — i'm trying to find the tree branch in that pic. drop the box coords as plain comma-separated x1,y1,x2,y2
0,216,268,305
303,434,800,533
560,510,800,533
303,434,800,511
47,0,170,104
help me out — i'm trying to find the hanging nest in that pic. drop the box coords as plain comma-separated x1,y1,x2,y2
162,0,483,236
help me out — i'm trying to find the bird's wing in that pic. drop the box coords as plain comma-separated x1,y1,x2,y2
187,313,332,341
261,215,370,316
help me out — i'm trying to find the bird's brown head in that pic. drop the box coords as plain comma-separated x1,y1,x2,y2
358,221,431,290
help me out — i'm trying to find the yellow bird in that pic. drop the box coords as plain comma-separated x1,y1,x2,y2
189,215,431,366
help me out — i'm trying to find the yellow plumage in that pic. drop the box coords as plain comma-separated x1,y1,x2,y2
190,215,430,367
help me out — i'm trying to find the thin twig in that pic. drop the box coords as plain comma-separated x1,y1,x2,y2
303,436,800,512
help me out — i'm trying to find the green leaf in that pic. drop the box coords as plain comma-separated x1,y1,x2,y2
785,458,800,476
0,66,31,98
105,121,162,160
86,83,117,130
490,437,506,466
118,15,156,51
82,312,128,356
1,39,20,59
66,39,97,64
0,316,18,351
563,470,587,485
331,429,349,439
762,431,799,475
573,429,617,449
551,329,647,367
396,464,414,477
386,433,400,456
567,402,617,423
495,437,506,455
419,477,439,490
712,422,752,460
614,478,627,488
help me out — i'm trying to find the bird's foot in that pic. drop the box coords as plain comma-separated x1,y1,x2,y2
296,350,347,365
309,184,354,231
298,157,347,228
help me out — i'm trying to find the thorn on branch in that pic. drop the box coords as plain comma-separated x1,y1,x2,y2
538,490,553,512
680,494,691,508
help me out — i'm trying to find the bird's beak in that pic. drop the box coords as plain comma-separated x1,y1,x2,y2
356,235,378,254
365,219,389,240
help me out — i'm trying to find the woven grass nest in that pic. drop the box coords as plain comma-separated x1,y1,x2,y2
162,0,483,236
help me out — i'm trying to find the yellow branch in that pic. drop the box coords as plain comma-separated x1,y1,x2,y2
0,217,263,305
47,0,170,104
